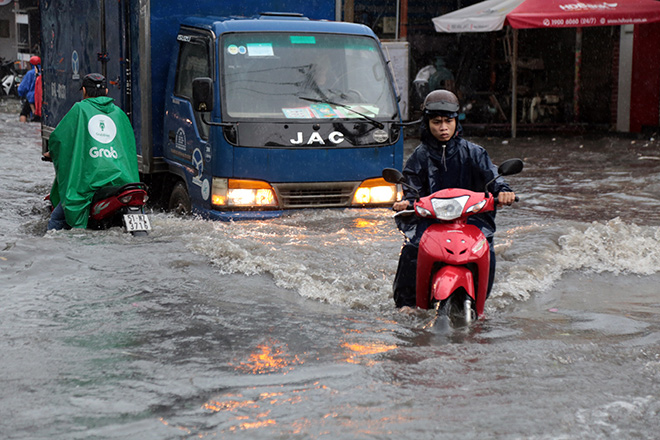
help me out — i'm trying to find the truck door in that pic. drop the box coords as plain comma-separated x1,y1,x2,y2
99,0,126,108
163,30,214,208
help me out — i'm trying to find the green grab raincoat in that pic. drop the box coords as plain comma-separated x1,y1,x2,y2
49,96,139,228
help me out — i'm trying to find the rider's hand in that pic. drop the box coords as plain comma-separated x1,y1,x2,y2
393,200,411,211
498,191,516,206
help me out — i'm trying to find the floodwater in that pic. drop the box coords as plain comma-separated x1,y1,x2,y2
1,102,660,439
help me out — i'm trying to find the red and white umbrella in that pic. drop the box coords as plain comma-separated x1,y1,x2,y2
433,0,660,32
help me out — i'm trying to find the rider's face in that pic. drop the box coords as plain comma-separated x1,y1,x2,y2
429,116,456,142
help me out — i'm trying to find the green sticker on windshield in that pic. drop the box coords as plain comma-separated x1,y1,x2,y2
290,36,316,44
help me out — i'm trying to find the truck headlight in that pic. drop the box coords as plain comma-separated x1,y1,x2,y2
212,178,278,208
352,178,397,205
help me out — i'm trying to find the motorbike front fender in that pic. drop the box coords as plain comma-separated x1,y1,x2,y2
429,265,475,305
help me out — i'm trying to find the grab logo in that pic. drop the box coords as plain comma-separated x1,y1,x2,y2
88,114,117,144
89,146,118,159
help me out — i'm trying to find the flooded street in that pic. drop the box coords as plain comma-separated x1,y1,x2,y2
1,103,660,439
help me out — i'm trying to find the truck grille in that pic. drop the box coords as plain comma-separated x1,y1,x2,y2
273,182,359,209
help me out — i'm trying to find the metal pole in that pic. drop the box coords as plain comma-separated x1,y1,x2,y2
400,0,408,40
511,28,518,138
395,0,400,39
574,27,583,123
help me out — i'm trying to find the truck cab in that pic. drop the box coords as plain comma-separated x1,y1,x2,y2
160,14,403,220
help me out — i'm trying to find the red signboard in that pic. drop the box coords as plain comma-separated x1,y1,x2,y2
507,0,660,29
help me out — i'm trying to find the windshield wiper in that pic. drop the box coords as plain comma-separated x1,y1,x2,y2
299,96,385,129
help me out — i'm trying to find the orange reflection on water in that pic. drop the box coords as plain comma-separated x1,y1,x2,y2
352,217,388,237
235,419,277,430
202,398,257,412
202,395,277,432
233,340,303,375
354,218,376,229
341,341,397,365
200,382,333,435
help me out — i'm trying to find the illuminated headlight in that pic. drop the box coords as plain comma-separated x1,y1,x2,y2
430,195,470,220
352,178,397,205
212,178,278,208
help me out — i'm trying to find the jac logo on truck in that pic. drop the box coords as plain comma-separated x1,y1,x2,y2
290,131,344,145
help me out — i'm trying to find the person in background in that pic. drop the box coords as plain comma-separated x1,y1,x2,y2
45,73,139,230
18,56,41,122
391,89,516,309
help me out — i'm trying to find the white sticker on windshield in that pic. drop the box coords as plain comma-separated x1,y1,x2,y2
247,43,274,57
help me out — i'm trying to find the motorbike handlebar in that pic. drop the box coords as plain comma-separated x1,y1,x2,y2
393,209,415,217
494,195,520,205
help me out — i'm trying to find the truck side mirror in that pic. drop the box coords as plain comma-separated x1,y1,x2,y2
192,77,213,112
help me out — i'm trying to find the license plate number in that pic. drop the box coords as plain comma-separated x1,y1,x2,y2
123,213,151,232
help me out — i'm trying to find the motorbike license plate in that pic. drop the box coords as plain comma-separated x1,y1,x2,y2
123,213,151,232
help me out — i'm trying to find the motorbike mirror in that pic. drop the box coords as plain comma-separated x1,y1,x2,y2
382,168,421,200
382,168,404,184
498,158,524,176
484,158,524,197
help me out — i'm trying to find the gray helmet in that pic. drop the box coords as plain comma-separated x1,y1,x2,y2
423,89,459,115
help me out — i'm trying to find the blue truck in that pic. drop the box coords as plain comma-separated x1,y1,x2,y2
39,0,404,220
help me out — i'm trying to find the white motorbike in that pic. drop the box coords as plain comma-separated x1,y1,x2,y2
0,58,21,97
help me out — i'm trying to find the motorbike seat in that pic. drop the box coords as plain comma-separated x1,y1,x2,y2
92,182,147,204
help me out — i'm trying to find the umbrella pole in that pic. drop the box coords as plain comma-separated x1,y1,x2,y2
511,28,518,138
574,27,583,123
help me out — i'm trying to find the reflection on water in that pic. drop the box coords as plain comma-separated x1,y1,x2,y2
2,110,660,438
232,340,303,375
341,341,398,365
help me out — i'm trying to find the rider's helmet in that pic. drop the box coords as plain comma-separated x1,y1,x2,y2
80,73,108,97
29,56,41,66
422,89,459,119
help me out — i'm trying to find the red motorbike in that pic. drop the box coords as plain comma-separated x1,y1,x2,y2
45,183,151,235
383,159,523,323
88,183,151,235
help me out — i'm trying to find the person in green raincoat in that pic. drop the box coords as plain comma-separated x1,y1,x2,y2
46,73,139,230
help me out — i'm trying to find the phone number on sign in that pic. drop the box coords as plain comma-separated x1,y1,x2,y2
543,17,597,26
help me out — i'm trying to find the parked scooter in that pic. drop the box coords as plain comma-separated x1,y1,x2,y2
382,158,523,324
45,182,151,235
0,58,21,97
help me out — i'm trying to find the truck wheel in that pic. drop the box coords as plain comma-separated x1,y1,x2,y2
168,182,191,215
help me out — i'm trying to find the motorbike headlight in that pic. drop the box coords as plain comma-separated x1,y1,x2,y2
430,195,470,220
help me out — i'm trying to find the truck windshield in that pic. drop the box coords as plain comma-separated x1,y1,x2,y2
221,33,398,121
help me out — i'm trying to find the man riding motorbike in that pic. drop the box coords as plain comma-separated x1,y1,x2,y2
392,89,516,309
46,73,140,230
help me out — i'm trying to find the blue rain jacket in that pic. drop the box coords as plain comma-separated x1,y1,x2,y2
18,66,38,103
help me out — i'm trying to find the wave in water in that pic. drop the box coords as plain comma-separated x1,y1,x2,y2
492,217,660,308
154,212,660,312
